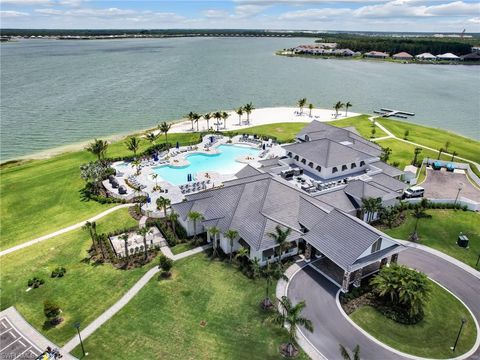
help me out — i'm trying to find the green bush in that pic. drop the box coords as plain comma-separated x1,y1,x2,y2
43,299,63,325
27,277,45,288
51,267,66,278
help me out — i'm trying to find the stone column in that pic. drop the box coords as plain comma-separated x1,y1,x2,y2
342,271,351,292
380,257,388,268
391,253,399,264
305,244,312,260
353,268,363,288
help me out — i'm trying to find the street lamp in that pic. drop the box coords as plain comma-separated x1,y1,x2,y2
74,322,88,357
450,318,466,352
454,184,463,207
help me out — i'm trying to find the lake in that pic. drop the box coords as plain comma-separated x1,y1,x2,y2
1,37,479,161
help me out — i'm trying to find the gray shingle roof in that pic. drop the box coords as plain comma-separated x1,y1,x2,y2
370,161,404,178
369,173,407,192
303,209,392,270
235,165,263,179
314,189,357,214
283,139,372,168
344,180,397,201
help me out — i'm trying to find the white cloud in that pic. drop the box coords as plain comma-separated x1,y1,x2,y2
234,4,270,18
0,9,29,16
467,17,480,24
425,1,480,16
0,0,52,5
202,9,229,18
279,7,350,20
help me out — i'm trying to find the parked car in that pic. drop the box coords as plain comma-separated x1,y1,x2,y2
403,186,424,199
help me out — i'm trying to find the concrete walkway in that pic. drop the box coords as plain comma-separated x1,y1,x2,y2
62,243,212,354
0,204,134,258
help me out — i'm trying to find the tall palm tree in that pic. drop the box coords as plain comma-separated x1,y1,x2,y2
131,159,141,175
187,211,203,240
261,262,287,309
235,246,249,265
82,221,96,249
444,141,450,152
345,101,352,117
213,111,222,132
437,147,444,160
221,111,229,130
158,121,171,147
297,98,307,114
194,112,201,132
156,196,170,217
137,227,151,260
187,111,196,131
145,132,158,145
85,139,109,161
250,257,261,279
167,211,179,236
451,151,458,161
339,344,360,360
125,136,141,157
360,197,383,223
410,200,431,241
203,113,212,131
89,221,106,259
269,296,314,357
334,101,345,118
243,103,254,124
236,107,243,126
308,103,314,117
412,147,422,166
224,229,239,264
267,225,292,264
207,226,220,257
120,233,130,262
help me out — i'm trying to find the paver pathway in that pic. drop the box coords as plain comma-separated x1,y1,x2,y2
0,204,134,258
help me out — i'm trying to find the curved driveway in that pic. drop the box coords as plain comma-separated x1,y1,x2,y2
288,248,480,360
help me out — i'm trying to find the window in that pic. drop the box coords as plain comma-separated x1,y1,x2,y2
301,158,306,164
360,161,365,167
332,167,338,173
308,162,313,168
316,165,322,172
342,165,348,171
287,152,293,158
351,163,357,169
371,238,383,253
294,155,299,161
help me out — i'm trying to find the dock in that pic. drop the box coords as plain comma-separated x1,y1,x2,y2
373,108,415,119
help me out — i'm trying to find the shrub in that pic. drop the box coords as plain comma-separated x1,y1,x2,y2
27,277,45,288
158,254,173,278
51,267,66,278
43,300,63,325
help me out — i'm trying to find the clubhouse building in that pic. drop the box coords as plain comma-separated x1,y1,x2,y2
172,121,407,292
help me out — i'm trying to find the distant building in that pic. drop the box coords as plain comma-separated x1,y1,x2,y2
364,51,389,59
472,47,480,54
392,52,413,60
436,53,460,61
415,52,436,60
461,52,480,61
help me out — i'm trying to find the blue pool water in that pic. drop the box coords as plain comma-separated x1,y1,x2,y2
153,144,260,185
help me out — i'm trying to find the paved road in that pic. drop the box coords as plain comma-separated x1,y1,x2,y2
288,248,480,360
422,168,480,202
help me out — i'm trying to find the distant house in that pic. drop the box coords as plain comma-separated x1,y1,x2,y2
364,51,389,59
332,48,356,57
415,52,436,61
392,52,413,60
460,52,480,61
436,53,460,61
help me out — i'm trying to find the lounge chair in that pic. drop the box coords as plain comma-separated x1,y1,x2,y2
118,186,127,195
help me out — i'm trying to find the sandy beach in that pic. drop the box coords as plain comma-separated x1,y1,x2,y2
5,107,360,162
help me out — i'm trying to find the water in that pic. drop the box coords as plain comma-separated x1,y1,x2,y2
153,144,260,185
1,37,479,161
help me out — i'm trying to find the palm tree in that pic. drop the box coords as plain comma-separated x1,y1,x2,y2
207,226,220,257
167,211,179,236
451,151,458,161
261,261,287,310
125,136,141,157
297,98,307,114
203,113,212,131
437,147,444,160
158,122,171,147
82,221,96,249
235,246,249,265
156,196,170,217
187,112,196,131
410,200,432,241
345,101,352,117
131,159,141,175
360,197,383,223
145,132,158,145
380,206,398,229
187,211,203,240
137,227,151,260
334,101,345,118
221,111,229,130
269,296,314,357
85,139,109,161
236,107,243,126
267,225,292,264
444,141,450,152
224,229,239,264
380,147,392,162
412,147,422,166
308,103,314,117
120,233,130,262
213,111,222,132
243,103,254,124
339,344,360,360
250,257,261,279
194,112,201,132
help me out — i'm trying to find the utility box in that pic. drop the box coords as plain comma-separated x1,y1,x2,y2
457,233,469,248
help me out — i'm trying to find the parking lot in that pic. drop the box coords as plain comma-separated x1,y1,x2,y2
422,168,480,202
0,316,42,360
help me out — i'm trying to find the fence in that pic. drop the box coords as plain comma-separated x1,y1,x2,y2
421,158,480,187
404,197,479,212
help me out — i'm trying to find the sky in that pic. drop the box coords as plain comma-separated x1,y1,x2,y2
0,0,479,32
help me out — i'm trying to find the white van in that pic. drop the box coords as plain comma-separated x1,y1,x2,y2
403,186,424,199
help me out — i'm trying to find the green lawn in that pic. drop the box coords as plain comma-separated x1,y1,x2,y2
383,210,480,269
0,208,155,345
378,118,480,164
329,114,387,139
170,242,196,255
350,281,477,358
238,122,307,143
72,254,309,360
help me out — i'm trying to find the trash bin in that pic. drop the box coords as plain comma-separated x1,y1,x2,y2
457,234,469,248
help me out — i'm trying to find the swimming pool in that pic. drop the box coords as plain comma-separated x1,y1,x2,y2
153,144,260,185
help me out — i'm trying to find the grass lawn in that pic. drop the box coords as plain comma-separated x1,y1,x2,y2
72,254,309,360
383,210,480,269
0,208,157,345
237,122,306,143
329,114,387,139
170,242,196,255
350,280,477,359
378,117,480,164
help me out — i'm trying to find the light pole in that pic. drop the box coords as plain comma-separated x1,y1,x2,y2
454,185,463,207
451,318,466,352
74,322,88,357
